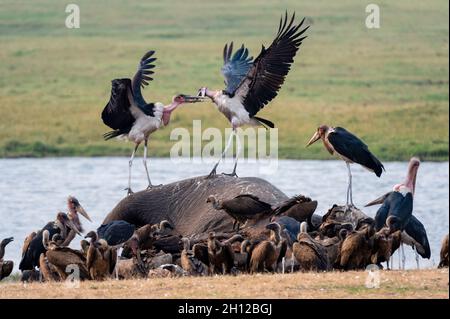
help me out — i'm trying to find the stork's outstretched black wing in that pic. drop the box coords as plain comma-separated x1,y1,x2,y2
132,50,156,90
130,50,156,116
101,78,134,140
221,42,253,95
234,12,309,116
328,127,385,177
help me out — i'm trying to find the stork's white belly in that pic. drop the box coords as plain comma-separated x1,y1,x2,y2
214,94,254,127
128,103,164,144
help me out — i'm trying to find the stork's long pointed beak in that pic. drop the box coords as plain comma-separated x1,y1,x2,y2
306,131,321,147
365,192,392,207
76,205,92,222
183,95,206,103
67,220,82,236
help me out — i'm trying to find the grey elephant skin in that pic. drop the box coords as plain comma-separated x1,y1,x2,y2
102,175,289,235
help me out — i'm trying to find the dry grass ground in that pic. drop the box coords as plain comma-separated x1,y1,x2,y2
1,269,448,299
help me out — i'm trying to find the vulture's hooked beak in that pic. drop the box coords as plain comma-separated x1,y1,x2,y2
306,131,321,147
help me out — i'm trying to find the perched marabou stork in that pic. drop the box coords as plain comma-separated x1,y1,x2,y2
198,12,309,177
19,212,80,271
102,50,205,194
306,125,384,208
366,157,430,264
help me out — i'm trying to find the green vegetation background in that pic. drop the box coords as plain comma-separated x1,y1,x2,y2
0,0,448,160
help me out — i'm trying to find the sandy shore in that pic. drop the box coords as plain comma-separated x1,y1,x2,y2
1,269,448,299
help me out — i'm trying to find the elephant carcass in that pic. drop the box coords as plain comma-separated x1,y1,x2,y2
102,175,290,235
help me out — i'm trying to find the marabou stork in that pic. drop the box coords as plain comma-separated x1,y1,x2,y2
198,12,309,177
61,196,92,246
102,50,205,194
306,125,384,208
19,212,80,271
366,157,430,264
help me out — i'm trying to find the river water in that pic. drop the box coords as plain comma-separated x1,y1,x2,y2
0,158,448,271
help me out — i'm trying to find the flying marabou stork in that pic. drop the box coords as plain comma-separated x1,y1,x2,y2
306,125,384,208
366,157,430,261
102,50,205,194
198,12,309,177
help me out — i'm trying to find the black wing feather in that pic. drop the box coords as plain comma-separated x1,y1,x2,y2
374,193,392,231
235,12,309,116
131,50,156,116
221,42,253,94
328,127,384,176
101,78,134,137
404,215,431,259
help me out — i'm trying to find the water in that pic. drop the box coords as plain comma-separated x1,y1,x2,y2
0,158,448,271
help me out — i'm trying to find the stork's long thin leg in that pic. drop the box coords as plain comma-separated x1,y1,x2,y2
143,139,152,188
126,143,140,195
115,247,120,280
224,128,240,177
346,162,354,207
344,162,353,210
414,246,420,269
207,129,235,178
401,243,406,270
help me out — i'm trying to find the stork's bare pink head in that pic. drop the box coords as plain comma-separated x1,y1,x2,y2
394,157,420,195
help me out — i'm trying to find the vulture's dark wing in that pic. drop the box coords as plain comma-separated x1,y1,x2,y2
221,42,253,94
222,194,272,215
273,195,306,215
328,127,384,177
234,12,309,116
101,78,134,132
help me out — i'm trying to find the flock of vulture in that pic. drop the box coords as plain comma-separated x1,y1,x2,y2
0,190,448,282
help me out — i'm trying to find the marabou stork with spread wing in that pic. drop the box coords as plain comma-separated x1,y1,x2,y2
102,50,205,194
198,12,309,177
306,125,384,209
